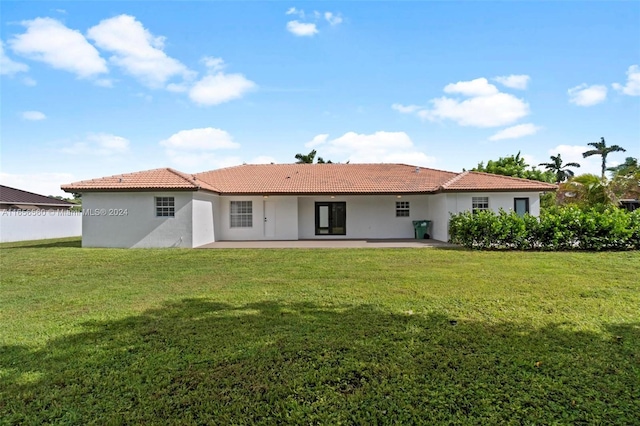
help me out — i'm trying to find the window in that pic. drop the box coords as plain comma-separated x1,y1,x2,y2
514,198,530,216
315,202,346,235
396,201,410,217
472,196,489,213
230,201,252,228
155,197,175,217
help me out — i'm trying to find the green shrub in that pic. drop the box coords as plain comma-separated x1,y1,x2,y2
449,207,640,251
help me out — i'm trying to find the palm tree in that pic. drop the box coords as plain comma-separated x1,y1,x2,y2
295,149,317,164
557,174,618,208
538,154,581,184
295,150,332,164
582,137,626,179
607,157,639,177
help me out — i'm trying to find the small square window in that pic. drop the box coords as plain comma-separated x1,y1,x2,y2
472,197,489,213
396,201,410,217
230,201,252,228
156,197,175,217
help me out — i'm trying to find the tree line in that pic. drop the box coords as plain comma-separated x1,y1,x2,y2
471,137,637,210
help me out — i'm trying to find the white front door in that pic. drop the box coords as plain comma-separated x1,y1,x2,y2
264,201,276,238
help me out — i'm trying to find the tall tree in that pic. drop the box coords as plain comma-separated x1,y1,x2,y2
608,157,640,204
607,157,638,177
557,174,619,208
582,137,626,179
471,151,555,183
538,154,581,184
295,150,332,164
295,150,317,164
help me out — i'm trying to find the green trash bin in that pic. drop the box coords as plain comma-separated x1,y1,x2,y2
412,220,431,239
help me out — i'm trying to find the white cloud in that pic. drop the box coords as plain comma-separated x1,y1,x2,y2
444,78,499,96
494,74,530,90
568,84,607,106
285,8,342,36
0,40,29,75
548,145,600,176
420,92,530,127
305,134,329,148
305,131,436,166
0,172,75,198
87,14,192,88
160,128,239,151
324,12,343,26
286,21,318,37
612,65,640,96
286,7,304,18
202,56,225,72
160,129,243,169
22,77,37,86
189,72,256,106
62,133,130,156
391,103,422,114
166,153,243,171
489,123,540,141
399,77,530,128
21,111,46,121
9,18,107,78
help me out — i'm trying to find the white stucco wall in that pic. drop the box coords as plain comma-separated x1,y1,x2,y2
445,192,541,216
81,192,194,248
426,194,451,242
297,195,430,239
428,192,542,242
191,193,217,247
79,190,543,246
0,211,82,242
216,196,299,241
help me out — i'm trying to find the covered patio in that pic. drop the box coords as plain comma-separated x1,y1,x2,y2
197,239,457,249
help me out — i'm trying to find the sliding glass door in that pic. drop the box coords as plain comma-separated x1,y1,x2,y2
315,202,346,235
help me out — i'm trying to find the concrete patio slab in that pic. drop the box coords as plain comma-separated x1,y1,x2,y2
197,239,458,249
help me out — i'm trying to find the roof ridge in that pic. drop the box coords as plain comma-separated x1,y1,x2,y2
173,168,222,193
165,168,199,187
439,170,470,189
467,170,557,186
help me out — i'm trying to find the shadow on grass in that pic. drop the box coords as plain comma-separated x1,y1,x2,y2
1,299,638,424
0,237,82,249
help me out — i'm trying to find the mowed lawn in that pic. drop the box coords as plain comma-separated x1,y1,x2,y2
1,238,639,424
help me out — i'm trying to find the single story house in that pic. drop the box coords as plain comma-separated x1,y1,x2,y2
1,185,76,211
61,163,556,248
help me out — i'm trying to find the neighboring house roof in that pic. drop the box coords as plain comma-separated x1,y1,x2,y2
0,185,76,208
61,164,557,194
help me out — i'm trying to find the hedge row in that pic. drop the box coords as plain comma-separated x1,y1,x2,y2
449,206,640,250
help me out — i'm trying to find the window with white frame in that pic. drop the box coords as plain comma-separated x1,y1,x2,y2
472,196,489,213
155,197,175,217
230,201,252,228
396,201,410,217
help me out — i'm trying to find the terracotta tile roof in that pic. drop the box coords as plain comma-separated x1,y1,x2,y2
195,163,458,194
439,171,557,192
1,185,75,207
61,164,557,194
61,168,219,193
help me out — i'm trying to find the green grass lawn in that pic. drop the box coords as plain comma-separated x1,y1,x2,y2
1,237,639,424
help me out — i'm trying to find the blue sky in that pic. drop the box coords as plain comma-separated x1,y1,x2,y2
1,1,639,197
